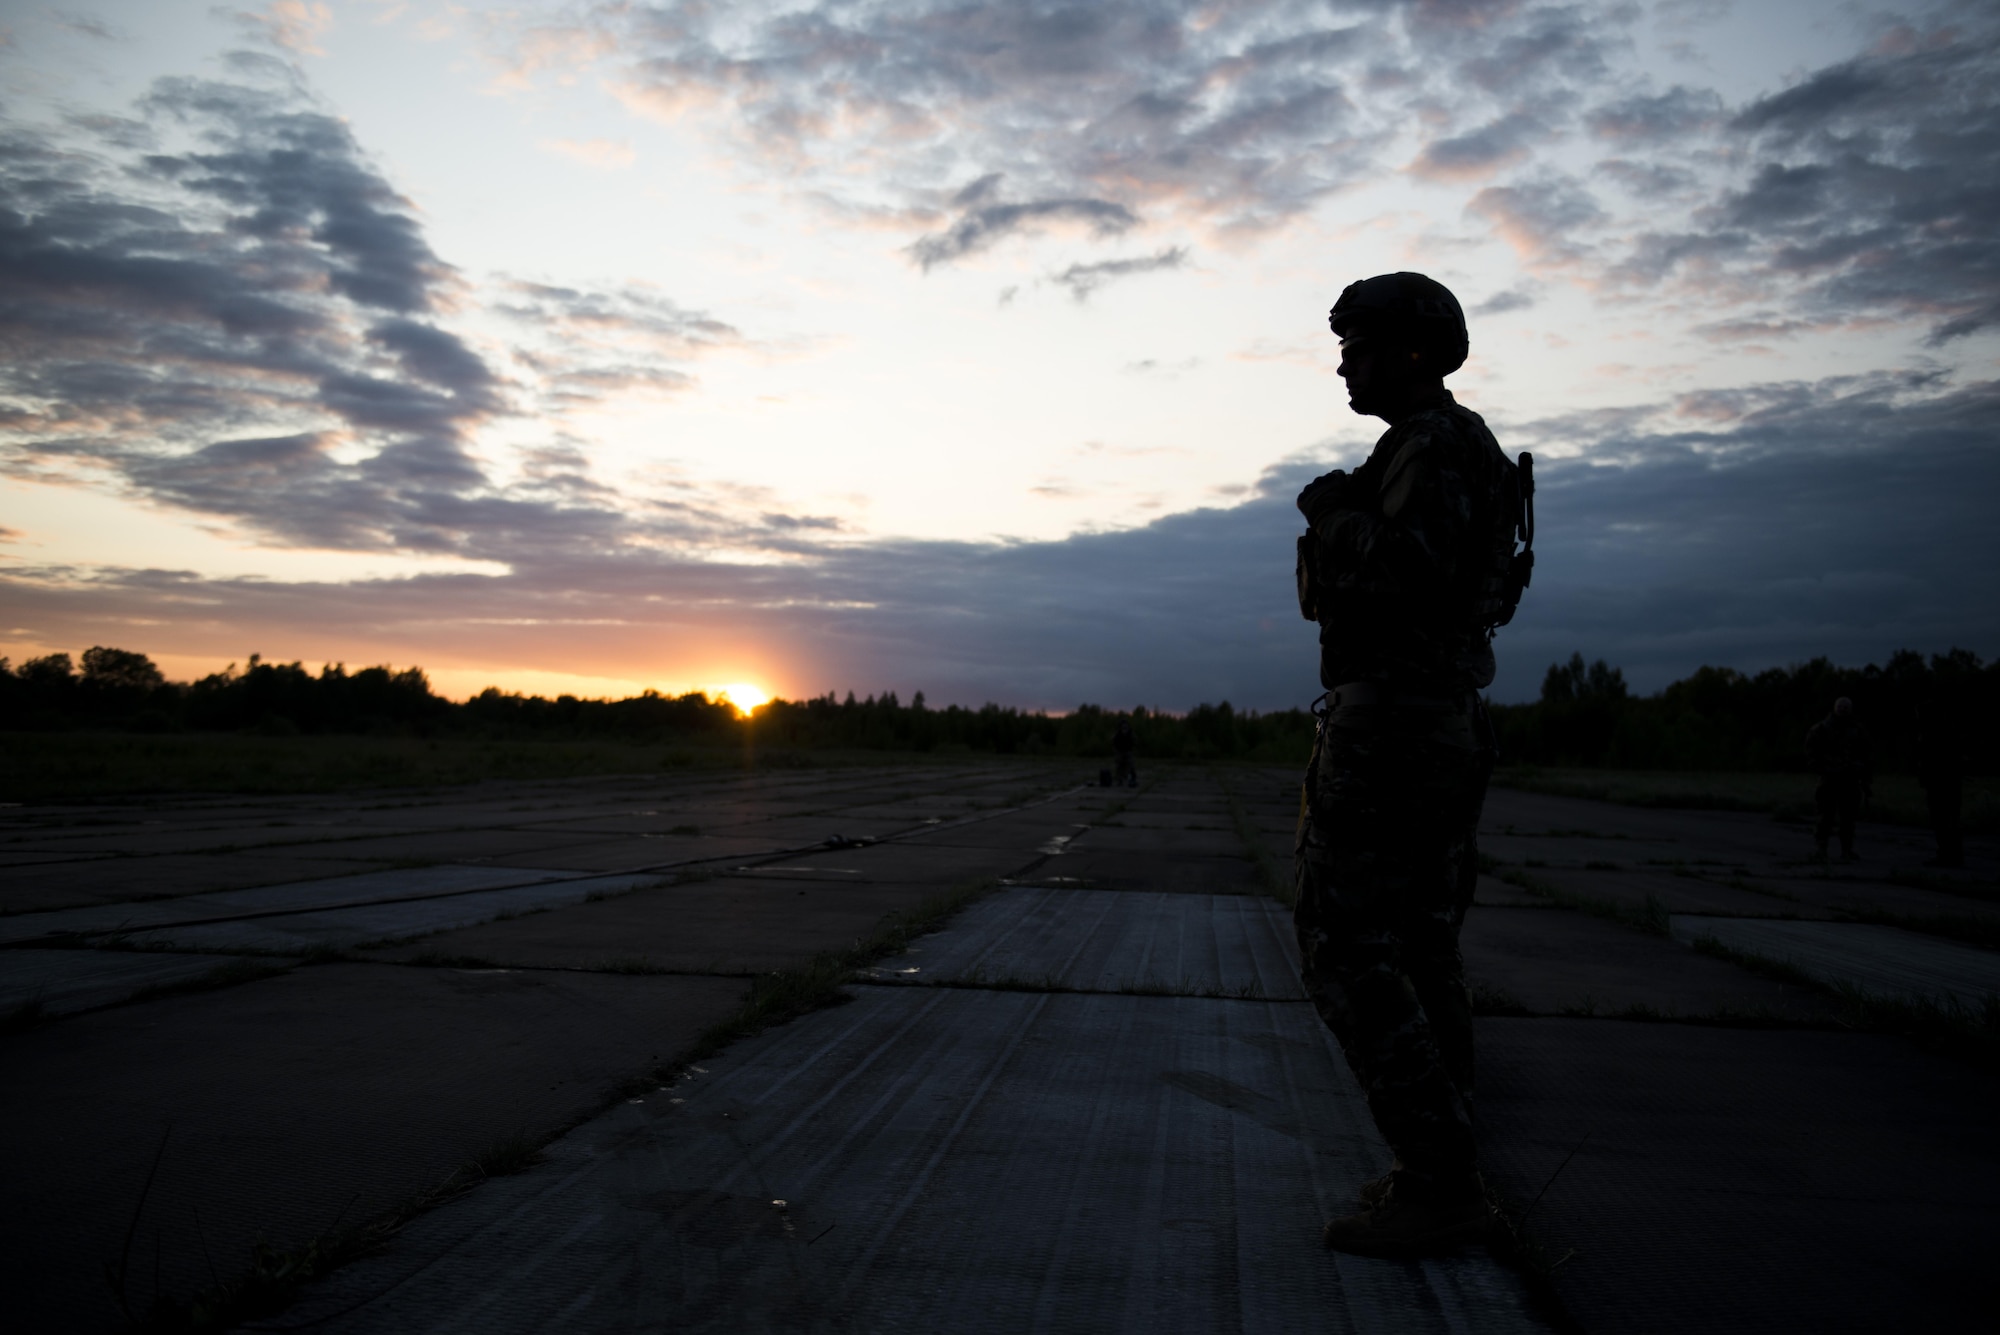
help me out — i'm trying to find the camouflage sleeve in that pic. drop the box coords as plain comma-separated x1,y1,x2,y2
1310,420,1476,605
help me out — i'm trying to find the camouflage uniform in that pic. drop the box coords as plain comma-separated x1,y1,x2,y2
1294,387,1517,1201
1805,711,1870,858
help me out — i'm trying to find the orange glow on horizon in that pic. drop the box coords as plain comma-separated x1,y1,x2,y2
714,683,771,715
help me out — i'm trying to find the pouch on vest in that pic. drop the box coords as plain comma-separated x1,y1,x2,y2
1295,531,1320,621
1493,451,1535,628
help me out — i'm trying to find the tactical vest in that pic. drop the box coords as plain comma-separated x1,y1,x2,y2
1294,416,1534,639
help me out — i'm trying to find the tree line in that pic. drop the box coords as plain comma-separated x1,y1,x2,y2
1489,648,1994,774
3,644,1991,773
0,648,1311,762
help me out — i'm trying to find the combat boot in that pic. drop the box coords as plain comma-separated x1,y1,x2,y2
1322,1177,1492,1258
1357,1157,1403,1208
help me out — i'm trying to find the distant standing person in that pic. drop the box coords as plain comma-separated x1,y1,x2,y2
1805,697,1870,862
1290,273,1534,1256
1915,699,1964,868
1112,718,1138,788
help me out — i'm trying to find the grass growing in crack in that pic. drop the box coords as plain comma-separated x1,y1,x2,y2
125,958,292,1004
398,949,504,969
885,968,1271,1000
2,998,49,1034
1832,905,2000,951
1214,767,1295,908
1471,983,1532,1016
1492,867,1671,936
135,1130,546,1333
594,955,668,975
660,874,1006,1074
1689,934,2000,1068
1480,1171,1590,1335
1886,867,2000,903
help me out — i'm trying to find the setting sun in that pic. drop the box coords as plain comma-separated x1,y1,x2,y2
714,683,771,715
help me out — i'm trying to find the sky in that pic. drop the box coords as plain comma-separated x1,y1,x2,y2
1,0,1995,709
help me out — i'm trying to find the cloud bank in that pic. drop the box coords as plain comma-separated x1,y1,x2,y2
5,6,1999,708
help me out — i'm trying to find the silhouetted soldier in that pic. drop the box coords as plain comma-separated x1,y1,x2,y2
1805,697,1870,862
1291,272,1533,1257
1915,699,1964,868
1112,719,1138,788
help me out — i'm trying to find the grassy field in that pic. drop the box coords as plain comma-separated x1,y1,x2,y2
0,732,938,802
1493,766,2000,834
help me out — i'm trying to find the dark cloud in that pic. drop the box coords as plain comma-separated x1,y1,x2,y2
11,368,1992,709
0,68,747,561
1585,86,1721,142
602,1,1415,248
910,184,1138,269
1607,15,2000,342
1409,112,1541,181
1470,286,1535,315
1050,246,1187,301
1466,172,1604,265
492,280,740,409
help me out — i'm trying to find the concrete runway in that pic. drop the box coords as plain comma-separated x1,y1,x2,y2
2,761,1995,1332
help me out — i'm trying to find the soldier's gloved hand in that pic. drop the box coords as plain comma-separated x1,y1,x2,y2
1297,469,1350,524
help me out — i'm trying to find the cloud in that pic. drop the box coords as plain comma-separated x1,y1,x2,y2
1603,14,2000,342
227,2,333,56
909,178,1138,269
1050,247,1188,302
1467,173,1604,267
10,362,1993,709
538,137,636,169
1585,86,1722,142
593,0,1417,245
0,66,750,561
1409,112,1541,181
1470,286,1535,316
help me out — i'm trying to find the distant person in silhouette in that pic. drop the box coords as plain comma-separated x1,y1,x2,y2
1290,272,1534,1257
1806,697,1870,862
1915,698,1964,868
1112,719,1138,788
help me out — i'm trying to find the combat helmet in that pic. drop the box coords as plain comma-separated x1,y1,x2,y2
1328,272,1469,376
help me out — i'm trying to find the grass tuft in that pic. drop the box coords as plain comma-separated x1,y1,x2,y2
1492,867,1670,936
136,1130,547,1332
2,998,49,1034
1214,767,1295,908
1689,933,2000,1067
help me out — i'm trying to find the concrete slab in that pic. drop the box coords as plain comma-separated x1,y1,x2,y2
486,837,745,872
1070,825,1252,856
892,886,1305,998
1462,907,1839,1021
1670,915,2000,1007
727,842,1027,887
1476,1017,2000,1334
0,853,391,916
0,963,748,1335
0,947,277,1017
366,877,986,974
1039,848,1269,897
0,864,579,945
1473,874,1545,908
1526,866,1817,918
282,829,615,863
1763,874,2000,923
900,817,1096,851
269,986,1549,1335
1480,833,1689,868
124,872,668,953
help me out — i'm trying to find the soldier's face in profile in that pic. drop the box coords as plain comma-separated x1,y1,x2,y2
1337,334,1410,419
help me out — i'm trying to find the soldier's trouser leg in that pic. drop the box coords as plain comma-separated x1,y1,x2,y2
1814,780,1840,851
1294,696,1488,1199
1927,778,1963,863
1836,779,1861,854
